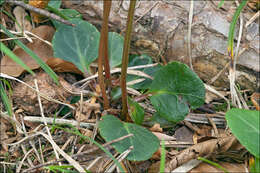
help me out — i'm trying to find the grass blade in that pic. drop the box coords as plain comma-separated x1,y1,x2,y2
227,0,247,60
160,140,166,173
0,81,13,116
198,157,229,173
218,0,225,8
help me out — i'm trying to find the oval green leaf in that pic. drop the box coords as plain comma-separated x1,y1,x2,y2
226,108,260,158
149,62,205,123
108,32,124,68
52,19,100,73
99,115,160,161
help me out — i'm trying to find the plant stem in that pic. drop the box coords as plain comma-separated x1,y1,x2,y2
97,0,112,110
120,0,136,121
103,0,112,86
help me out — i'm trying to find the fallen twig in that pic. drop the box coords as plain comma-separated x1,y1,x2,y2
23,116,95,129
6,0,74,26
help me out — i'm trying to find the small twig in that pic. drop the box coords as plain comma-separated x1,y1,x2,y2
7,133,41,146
34,79,61,162
126,78,145,86
86,156,102,171
90,116,99,145
205,84,230,110
32,132,85,173
20,115,42,163
38,138,44,164
206,114,219,137
73,63,157,86
21,144,34,168
23,116,95,128
77,92,84,129
245,11,260,27
209,62,230,84
127,87,142,96
229,0,245,108
183,120,204,136
188,0,194,70
6,0,74,26
16,149,34,173
106,146,133,172
134,2,159,24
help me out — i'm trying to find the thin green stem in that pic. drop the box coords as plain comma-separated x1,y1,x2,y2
160,140,166,173
120,0,136,120
198,157,229,173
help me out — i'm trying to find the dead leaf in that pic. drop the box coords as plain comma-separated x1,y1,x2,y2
149,123,163,132
189,162,246,173
13,6,32,33
165,136,238,172
175,126,193,143
1,25,83,77
46,57,83,74
148,161,160,173
251,92,260,110
151,148,161,160
1,25,54,76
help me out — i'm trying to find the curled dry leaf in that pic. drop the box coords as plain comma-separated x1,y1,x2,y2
165,136,238,172
46,57,83,74
1,25,54,77
13,6,32,33
1,25,82,77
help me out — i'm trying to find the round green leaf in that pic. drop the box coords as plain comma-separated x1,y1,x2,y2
108,32,124,68
149,62,205,123
150,93,189,122
226,108,260,158
52,19,100,73
99,115,160,161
